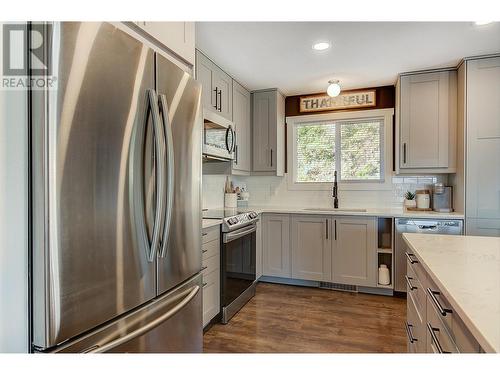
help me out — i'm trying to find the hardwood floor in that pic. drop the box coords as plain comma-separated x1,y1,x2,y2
203,282,407,353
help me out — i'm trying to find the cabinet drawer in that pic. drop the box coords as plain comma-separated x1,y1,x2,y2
406,260,426,320
202,238,220,261
202,226,220,244
407,293,426,353
202,253,220,276
202,268,220,326
453,313,481,353
426,295,458,353
426,279,453,336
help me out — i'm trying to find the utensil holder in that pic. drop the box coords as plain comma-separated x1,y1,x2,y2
224,193,237,208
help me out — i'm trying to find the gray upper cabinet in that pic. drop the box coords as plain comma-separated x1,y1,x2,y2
232,80,251,174
332,217,377,287
195,50,232,121
397,70,457,173
133,22,195,65
252,89,285,176
291,215,332,282
262,214,291,278
465,56,500,236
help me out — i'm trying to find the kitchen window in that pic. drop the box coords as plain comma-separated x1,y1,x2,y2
288,108,394,191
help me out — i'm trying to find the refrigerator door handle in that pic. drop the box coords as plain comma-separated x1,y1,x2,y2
145,89,166,262
158,94,175,258
87,285,200,353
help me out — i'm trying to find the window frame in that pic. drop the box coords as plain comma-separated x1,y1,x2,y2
287,108,394,191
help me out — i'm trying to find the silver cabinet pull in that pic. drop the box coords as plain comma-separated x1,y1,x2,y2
405,275,417,291
202,232,208,237
218,89,222,112
201,266,208,271
325,219,328,240
427,323,450,354
201,249,208,254
405,252,418,264
427,288,452,316
334,220,337,241
270,148,273,167
213,87,218,109
405,322,417,343
403,142,407,164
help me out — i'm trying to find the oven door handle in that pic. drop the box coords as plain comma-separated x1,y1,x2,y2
223,225,257,243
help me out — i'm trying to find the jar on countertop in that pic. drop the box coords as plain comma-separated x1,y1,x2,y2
415,189,431,209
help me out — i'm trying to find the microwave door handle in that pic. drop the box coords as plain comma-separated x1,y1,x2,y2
158,94,174,258
225,126,232,153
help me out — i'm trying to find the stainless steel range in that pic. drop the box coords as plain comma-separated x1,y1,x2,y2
203,209,259,323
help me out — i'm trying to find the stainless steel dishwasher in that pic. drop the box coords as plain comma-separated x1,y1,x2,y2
394,218,463,292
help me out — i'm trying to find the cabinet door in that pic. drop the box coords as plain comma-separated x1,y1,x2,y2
466,57,500,233
291,215,332,282
232,80,251,172
195,51,215,112
212,67,233,121
252,91,276,171
138,22,195,65
262,214,290,277
400,71,452,168
333,217,377,287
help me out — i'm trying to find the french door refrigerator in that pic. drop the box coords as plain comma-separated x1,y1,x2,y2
30,22,203,353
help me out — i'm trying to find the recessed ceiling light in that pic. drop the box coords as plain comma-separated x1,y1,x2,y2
474,21,493,26
312,42,330,51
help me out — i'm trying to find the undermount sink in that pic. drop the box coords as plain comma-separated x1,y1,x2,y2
303,208,367,212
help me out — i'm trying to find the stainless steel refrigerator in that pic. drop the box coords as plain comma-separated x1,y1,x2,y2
30,22,203,353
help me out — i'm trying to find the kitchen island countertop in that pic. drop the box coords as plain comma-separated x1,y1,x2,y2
403,233,500,353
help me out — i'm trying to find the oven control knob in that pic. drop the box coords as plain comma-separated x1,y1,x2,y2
228,217,238,225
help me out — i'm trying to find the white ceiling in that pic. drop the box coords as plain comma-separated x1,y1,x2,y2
195,22,500,96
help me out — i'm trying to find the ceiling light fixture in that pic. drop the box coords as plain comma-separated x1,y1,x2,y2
312,42,330,51
327,80,341,97
474,21,493,26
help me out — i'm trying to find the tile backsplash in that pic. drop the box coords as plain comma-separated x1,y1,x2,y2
202,174,448,209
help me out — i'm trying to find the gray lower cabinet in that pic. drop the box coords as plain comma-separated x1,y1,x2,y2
195,50,232,121
232,80,251,173
332,217,377,287
291,215,332,281
202,225,220,327
262,214,291,277
405,251,482,353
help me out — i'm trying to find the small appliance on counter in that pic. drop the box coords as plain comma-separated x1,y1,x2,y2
432,183,454,212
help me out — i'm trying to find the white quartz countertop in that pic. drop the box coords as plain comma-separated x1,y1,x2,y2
402,233,500,353
202,219,222,229
238,206,464,220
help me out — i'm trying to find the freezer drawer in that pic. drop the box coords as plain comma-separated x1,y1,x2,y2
47,274,203,353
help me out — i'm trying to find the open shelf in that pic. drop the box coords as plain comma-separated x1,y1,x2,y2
377,217,393,250
377,248,392,254
377,252,393,288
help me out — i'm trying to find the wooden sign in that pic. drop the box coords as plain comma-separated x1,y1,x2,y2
299,90,376,113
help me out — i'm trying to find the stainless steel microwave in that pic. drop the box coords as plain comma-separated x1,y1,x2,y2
202,110,235,161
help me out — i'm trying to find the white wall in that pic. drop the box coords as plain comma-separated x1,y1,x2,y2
0,23,29,352
202,173,448,209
